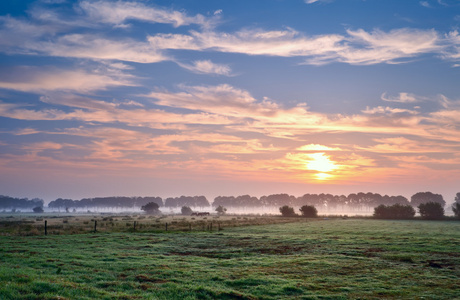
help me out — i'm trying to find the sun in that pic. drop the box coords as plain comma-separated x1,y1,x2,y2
306,153,338,172
305,153,338,180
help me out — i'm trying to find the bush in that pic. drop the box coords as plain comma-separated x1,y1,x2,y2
279,205,296,217
373,204,415,219
181,206,193,215
215,205,227,215
418,202,444,220
33,206,44,213
141,202,160,215
299,205,318,218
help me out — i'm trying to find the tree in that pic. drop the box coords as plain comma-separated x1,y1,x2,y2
33,206,44,213
299,205,318,218
452,193,460,219
181,206,193,215
215,205,227,215
418,202,444,220
411,192,445,207
279,205,296,217
141,202,160,215
452,202,460,219
373,204,415,219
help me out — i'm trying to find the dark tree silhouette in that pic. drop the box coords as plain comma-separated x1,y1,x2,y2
452,193,460,219
181,206,193,215
411,192,445,207
33,206,44,213
215,205,227,215
141,202,160,215
279,205,296,217
299,205,318,218
0,195,44,210
48,196,163,210
418,202,444,220
262,194,294,207
452,202,460,219
373,204,415,219
165,196,209,208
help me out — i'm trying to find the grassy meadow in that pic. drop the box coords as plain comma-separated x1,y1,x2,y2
0,216,459,299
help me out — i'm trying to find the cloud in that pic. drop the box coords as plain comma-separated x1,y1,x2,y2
332,28,440,65
79,0,210,28
362,106,419,115
178,60,232,76
148,28,345,57
147,84,287,118
37,34,168,63
442,30,460,63
147,27,443,65
420,1,431,8
0,3,455,67
297,144,342,151
0,66,135,93
381,92,421,103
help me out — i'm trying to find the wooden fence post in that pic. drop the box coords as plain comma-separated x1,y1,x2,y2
45,220,47,236
165,222,168,231
94,220,97,233
134,221,136,231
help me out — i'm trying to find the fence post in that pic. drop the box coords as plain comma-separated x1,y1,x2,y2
94,220,97,233
218,222,221,231
134,221,136,231
165,222,168,231
45,220,47,236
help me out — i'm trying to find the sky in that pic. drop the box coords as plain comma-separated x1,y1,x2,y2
0,0,460,204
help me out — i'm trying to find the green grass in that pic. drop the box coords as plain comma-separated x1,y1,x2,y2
0,218,459,299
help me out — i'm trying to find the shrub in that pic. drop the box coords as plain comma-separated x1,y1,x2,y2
215,205,227,215
374,204,415,219
141,202,160,215
299,205,318,218
181,206,193,215
33,206,44,213
279,205,296,217
418,202,444,220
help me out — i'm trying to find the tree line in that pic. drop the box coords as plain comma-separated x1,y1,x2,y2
213,192,447,210
279,193,460,220
0,191,454,212
279,192,460,220
0,195,44,210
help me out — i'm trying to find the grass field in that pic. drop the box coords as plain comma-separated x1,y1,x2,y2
0,217,459,299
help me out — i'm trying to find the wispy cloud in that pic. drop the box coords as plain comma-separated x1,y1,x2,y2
381,92,423,103
0,66,135,92
420,1,431,8
147,27,443,65
177,60,232,76
297,144,342,151
79,0,212,28
0,3,456,67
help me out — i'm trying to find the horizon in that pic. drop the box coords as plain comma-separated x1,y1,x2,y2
1,0,459,204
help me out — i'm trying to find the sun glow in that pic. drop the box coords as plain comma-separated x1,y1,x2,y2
306,153,338,180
